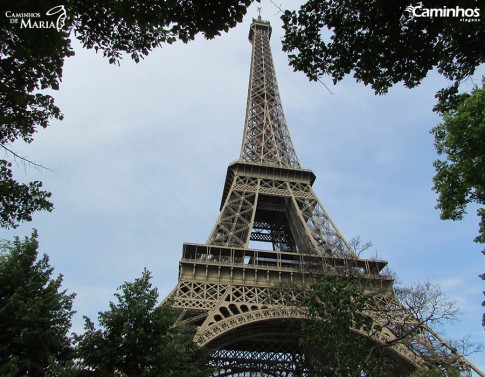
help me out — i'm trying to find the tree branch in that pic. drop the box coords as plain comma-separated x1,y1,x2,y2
1,144,52,172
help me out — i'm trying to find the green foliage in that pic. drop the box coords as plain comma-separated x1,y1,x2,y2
482,270,485,327
71,0,254,64
0,231,76,376
281,1,484,96
1,1,72,145
432,80,485,242
301,276,466,375
1,0,253,144
0,0,253,229
431,79,485,327
75,269,208,376
300,275,391,376
0,160,53,228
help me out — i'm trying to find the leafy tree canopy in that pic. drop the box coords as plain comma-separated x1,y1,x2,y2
431,79,485,326
300,275,473,376
0,160,53,228
1,0,254,228
281,0,484,101
75,269,208,376
0,231,76,376
300,275,393,376
2,0,254,146
432,79,485,246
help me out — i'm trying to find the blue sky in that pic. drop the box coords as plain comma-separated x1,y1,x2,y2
2,0,484,371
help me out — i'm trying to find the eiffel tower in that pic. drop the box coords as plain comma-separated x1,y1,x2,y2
167,16,484,376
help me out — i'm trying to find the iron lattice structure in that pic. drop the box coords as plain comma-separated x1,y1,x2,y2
165,18,484,376
239,20,300,169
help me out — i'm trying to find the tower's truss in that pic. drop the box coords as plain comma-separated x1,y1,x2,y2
165,16,484,377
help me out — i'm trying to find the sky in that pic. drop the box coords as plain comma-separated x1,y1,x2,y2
2,0,484,371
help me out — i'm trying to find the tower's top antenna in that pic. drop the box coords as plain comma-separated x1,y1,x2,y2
257,7,262,20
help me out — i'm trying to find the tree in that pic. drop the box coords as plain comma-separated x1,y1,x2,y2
300,275,393,376
75,269,208,376
394,281,459,330
432,80,485,249
300,275,472,376
280,1,484,99
1,0,254,228
0,231,76,376
379,281,478,372
431,79,485,326
1,0,76,228
0,160,53,229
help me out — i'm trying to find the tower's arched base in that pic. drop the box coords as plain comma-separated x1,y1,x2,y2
206,320,305,377
170,243,482,376
202,317,417,377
